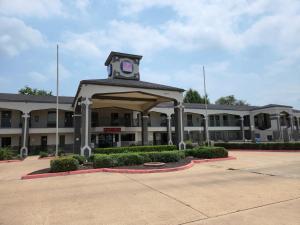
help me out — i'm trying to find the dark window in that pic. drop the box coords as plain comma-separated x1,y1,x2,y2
223,115,229,126
244,115,250,126
34,115,39,123
121,133,135,142
91,112,98,127
187,114,193,126
65,112,73,127
111,113,119,126
215,115,220,126
209,115,214,127
147,114,151,126
59,135,65,147
1,111,11,128
124,113,131,127
160,114,167,126
47,111,56,128
1,137,11,147
41,136,47,147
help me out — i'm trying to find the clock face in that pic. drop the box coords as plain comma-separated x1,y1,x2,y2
120,60,133,75
107,64,112,76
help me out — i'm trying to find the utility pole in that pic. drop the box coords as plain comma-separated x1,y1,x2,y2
203,66,210,146
56,44,59,157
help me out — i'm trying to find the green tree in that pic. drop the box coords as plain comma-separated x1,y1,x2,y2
18,86,53,96
215,95,249,106
184,89,210,104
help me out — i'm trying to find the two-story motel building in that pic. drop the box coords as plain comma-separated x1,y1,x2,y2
1,52,300,156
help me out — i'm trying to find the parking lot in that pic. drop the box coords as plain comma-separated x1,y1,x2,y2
0,151,299,225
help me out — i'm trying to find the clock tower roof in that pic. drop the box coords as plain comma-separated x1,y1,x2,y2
105,51,143,66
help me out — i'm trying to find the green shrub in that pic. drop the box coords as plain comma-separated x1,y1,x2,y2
214,142,300,150
50,157,79,172
70,155,86,164
185,147,228,159
39,151,48,158
93,150,185,168
93,145,177,154
0,148,14,160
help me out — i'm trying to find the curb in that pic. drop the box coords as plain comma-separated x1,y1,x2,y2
229,149,300,152
21,156,236,180
0,159,23,163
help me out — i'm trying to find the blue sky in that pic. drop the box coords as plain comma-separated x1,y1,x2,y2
0,0,300,108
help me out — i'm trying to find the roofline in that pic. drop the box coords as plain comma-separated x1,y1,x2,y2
105,51,143,66
72,80,185,107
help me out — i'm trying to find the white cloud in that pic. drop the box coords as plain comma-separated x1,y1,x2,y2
0,17,46,57
29,72,48,83
0,0,65,18
75,0,90,13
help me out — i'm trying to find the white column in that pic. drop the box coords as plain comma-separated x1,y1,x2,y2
81,98,92,156
167,115,173,145
20,112,30,157
178,103,186,149
240,116,245,142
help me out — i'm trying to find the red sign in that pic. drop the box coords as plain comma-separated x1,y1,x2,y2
103,128,121,133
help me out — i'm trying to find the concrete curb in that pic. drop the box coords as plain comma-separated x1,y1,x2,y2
21,156,236,180
229,149,300,152
0,159,23,163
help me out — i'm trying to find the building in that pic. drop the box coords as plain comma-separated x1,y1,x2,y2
0,52,300,156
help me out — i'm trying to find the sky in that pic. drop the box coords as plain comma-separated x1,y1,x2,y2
0,0,300,108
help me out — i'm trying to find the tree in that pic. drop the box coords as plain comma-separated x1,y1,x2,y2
18,86,53,96
215,95,249,106
184,89,210,104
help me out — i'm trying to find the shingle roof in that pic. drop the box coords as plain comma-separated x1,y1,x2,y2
79,79,185,92
105,51,143,66
0,93,74,104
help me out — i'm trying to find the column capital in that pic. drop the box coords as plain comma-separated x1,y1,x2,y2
167,115,172,120
81,98,92,106
22,113,30,118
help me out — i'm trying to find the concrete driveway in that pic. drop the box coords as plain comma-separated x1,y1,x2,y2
0,151,299,225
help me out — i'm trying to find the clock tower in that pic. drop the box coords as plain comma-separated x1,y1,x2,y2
105,51,142,80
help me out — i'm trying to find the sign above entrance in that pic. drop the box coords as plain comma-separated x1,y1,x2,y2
103,127,121,133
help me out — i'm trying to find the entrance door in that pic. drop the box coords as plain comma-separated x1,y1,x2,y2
98,134,114,148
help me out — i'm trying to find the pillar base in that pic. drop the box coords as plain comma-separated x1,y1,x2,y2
178,141,186,150
20,147,28,158
81,145,91,157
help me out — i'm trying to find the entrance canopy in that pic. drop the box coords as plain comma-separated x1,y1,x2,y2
73,78,185,111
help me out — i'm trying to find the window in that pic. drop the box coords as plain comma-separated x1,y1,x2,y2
1,137,11,147
187,114,193,126
41,136,47,147
91,112,98,127
34,115,39,123
215,115,220,126
111,113,119,126
160,114,167,126
59,135,65,147
124,113,131,127
209,115,214,127
65,112,73,127
223,115,229,126
47,111,56,128
1,111,11,128
121,133,135,142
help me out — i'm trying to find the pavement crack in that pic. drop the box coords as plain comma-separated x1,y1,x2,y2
123,174,210,219
227,168,277,177
178,196,300,225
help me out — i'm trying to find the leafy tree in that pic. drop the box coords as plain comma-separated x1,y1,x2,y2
184,89,210,104
18,86,53,96
215,95,249,106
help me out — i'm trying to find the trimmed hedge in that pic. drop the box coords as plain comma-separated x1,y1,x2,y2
0,148,14,160
93,145,177,154
93,150,185,168
185,147,228,159
39,151,48,158
50,157,79,172
214,142,300,150
71,155,86,164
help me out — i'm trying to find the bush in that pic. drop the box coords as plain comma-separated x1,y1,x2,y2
185,147,228,159
93,145,177,154
93,150,185,168
0,148,14,160
214,142,300,150
39,151,48,158
70,155,86,164
50,157,79,172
